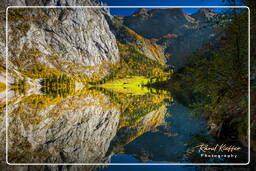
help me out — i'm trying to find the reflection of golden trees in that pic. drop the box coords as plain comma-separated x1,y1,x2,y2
11,77,29,95
0,82,5,92
94,85,172,132
41,74,75,98
94,86,173,155
8,81,173,162
11,95,60,128
125,105,167,144
118,92,171,130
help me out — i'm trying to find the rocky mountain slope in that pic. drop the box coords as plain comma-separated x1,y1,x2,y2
122,8,218,68
106,15,166,64
123,8,197,39
7,4,119,82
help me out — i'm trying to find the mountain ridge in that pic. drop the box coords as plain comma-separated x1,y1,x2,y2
121,7,218,68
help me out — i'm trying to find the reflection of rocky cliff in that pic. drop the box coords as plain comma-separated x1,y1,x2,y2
1,86,171,169
8,89,120,163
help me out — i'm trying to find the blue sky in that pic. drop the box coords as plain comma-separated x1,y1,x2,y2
100,0,226,15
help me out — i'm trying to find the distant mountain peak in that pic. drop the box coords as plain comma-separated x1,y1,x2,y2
132,8,149,16
199,8,216,16
198,8,211,13
192,8,217,21
132,8,186,17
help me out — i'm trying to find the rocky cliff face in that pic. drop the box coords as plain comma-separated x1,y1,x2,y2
123,8,197,39
4,0,119,83
123,8,218,68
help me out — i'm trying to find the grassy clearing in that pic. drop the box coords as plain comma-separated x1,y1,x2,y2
97,76,153,95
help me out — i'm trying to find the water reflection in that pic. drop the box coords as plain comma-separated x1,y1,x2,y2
121,104,209,162
6,82,172,163
4,81,246,164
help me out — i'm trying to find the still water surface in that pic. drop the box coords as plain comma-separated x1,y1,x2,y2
6,84,245,164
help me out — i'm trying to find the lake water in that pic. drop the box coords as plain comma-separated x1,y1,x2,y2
5,84,246,164
108,103,209,163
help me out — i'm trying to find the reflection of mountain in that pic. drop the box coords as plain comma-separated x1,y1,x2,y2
97,86,172,157
108,105,168,156
123,104,209,162
5,83,171,164
93,86,172,130
8,89,120,163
